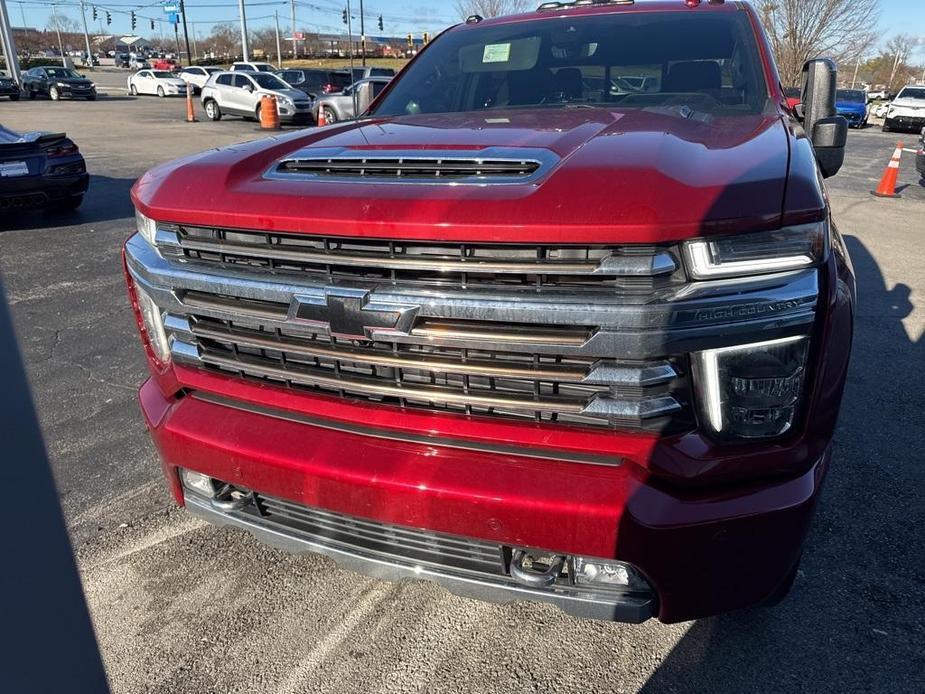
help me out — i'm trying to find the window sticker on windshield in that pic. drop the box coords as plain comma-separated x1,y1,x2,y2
482,43,511,64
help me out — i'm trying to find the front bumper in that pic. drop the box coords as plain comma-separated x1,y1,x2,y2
885,114,925,131
837,110,866,126
142,379,830,623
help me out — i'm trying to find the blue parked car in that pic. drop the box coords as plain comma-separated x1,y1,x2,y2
835,89,869,128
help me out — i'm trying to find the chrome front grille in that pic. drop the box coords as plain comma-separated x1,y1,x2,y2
178,309,688,430
247,493,506,576
157,225,681,292
276,156,541,179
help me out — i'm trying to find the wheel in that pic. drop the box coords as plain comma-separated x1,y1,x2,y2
882,121,891,132
47,195,83,212
86,94,96,101
255,103,262,121
157,86,165,97
130,84,138,96
322,106,337,124
204,99,221,121
49,86,60,101
9,93,19,101
28,88,36,99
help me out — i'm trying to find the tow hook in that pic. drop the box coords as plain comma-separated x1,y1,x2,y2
509,549,566,588
209,483,254,512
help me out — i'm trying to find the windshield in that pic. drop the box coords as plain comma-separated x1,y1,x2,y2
251,73,289,90
837,89,865,103
152,71,174,78
46,68,83,79
373,11,768,117
897,87,925,100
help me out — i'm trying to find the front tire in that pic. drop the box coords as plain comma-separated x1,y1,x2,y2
28,88,36,99
49,86,60,101
204,99,221,121
157,86,165,97
86,94,96,101
322,106,337,124
130,84,138,96
9,93,19,101
882,121,892,132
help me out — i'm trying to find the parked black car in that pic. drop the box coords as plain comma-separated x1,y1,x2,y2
0,125,89,212
0,71,20,100
278,68,351,97
22,66,97,101
916,128,924,181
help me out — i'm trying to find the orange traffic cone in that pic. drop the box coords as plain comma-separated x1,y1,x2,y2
316,104,326,127
185,83,197,123
872,142,903,198
259,94,281,130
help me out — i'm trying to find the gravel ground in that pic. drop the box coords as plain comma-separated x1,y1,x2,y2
1,77,923,693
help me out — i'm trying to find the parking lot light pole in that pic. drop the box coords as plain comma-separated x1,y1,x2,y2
237,0,250,61
274,11,282,68
359,0,365,67
290,0,296,58
51,4,66,66
78,0,93,70
0,0,22,84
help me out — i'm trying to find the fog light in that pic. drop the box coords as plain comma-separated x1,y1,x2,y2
180,468,215,497
572,557,650,592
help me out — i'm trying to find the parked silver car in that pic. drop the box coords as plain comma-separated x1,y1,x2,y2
312,77,392,123
200,71,312,124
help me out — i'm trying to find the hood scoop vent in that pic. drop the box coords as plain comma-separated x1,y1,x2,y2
268,146,556,184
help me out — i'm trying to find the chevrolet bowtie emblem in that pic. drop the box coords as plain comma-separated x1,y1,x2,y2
290,288,420,339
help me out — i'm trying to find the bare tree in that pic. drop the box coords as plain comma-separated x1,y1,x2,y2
756,0,879,87
454,0,530,20
46,13,80,34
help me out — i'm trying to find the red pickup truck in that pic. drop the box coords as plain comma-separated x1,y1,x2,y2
125,0,854,623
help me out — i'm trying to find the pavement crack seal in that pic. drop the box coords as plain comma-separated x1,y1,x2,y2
275,582,395,694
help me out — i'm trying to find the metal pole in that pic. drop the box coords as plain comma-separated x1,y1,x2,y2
78,0,93,70
359,0,365,67
290,0,296,58
346,0,356,117
51,4,66,66
850,55,861,90
179,0,192,64
0,0,22,84
174,22,181,59
237,0,249,61
190,24,198,61
274,11,282,68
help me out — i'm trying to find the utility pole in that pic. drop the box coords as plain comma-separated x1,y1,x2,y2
51,4,66,66
290,0,296,58
346,0,357,116
78,0,93,70
179,0,192,65
274,11,282,68
851,55,861,90
190,24,198,61
0,0,22,84
358,0,365,66
237,0,249,61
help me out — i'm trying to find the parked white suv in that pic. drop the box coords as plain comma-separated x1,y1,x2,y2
882,86,925,133
200,71,312,124
179,66,222,94
230,61,278,74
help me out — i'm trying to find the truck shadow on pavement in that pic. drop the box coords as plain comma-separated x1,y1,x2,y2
639,235,924,694
1,175,135,232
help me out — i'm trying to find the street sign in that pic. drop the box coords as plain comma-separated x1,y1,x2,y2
167,12,179,25
293,31,304,40
162,3,179,13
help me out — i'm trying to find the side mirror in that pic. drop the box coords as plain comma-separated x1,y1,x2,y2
243,83,253,92
800,58,848,178
355,82,374,114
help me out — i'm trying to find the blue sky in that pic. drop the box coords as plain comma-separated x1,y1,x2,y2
9,0,925,54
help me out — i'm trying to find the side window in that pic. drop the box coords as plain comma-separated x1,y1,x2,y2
216,74,232,86
371,81,387,98
233,74,252,89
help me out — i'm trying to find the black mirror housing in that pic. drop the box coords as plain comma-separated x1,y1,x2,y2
801,58,848,178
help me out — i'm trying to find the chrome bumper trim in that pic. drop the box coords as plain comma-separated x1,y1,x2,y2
184,493,655,622
188,391,623,466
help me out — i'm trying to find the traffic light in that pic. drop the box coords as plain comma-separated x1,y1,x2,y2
406,33,412,48
423,32,429,45
131,12,136,30
150,19,155,31
91,6,97,21
106,11,111,25
378,15,383,31
342,8,347,24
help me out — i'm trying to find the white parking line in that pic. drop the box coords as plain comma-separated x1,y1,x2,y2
902,148,919,154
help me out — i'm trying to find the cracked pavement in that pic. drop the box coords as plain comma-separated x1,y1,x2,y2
1,73,924,693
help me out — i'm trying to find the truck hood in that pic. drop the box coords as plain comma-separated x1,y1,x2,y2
134,108,799,243
836,101,866,113
890,97,925,110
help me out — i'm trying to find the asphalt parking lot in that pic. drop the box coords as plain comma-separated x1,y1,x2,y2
1,75,924,693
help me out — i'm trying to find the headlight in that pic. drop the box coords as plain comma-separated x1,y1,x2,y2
56,81,68,87
692,335,809,440
134,284,171,363
134,208,158,246
682,222,828,280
